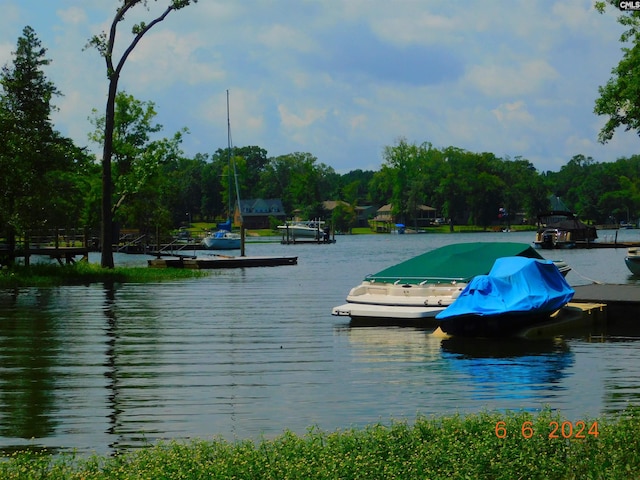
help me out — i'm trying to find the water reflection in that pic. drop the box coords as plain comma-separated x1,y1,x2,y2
0,289,59,446
340,326,441,363
440,337,574,404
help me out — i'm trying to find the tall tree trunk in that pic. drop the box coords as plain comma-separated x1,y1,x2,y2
100,79,118,269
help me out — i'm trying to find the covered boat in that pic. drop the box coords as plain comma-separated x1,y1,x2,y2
435,256,575,337
331,242,570,323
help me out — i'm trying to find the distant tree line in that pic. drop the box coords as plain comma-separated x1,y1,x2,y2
2,23,640,264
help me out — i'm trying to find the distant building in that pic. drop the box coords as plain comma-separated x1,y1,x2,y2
235,198,286,229
370,203,437,232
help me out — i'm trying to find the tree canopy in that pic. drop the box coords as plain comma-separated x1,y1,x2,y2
0,26,92,265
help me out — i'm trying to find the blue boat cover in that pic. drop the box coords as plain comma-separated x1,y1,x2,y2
436,257,574,320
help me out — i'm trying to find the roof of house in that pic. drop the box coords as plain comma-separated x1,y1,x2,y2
322,200,350,211
238,198,285,216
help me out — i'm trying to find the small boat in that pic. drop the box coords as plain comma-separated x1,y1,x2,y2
435,256,575,338
201,229,241,250
278,221,327,239
331,242,570,323
625,247,640,275
533,210,597,249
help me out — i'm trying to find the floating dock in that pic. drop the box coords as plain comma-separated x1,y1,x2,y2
148,255,298,269
280,238,336,245
567,241,640,249
572,283,640,320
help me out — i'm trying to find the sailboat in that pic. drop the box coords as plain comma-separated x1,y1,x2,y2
202,91,242,250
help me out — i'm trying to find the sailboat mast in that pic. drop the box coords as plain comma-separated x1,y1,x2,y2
226,90,232,222
227,89,245,256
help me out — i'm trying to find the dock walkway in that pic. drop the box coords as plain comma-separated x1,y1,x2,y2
572,283,640,318
148,255,298,269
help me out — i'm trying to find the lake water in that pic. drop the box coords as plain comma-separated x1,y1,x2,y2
1,230,640,455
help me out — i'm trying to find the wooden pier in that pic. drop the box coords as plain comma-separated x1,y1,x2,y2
572,284,640,318
148,254,298,269
0,245,89,265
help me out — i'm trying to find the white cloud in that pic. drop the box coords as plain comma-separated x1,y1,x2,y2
0,0,637,173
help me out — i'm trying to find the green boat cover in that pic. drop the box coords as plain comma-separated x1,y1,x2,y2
367,242,543,285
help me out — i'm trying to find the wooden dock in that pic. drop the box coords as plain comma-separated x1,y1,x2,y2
0,246,89,265
572,284,640,318
148,255,298,269
280,238,336,245
518,302,607,339
569,241,640,249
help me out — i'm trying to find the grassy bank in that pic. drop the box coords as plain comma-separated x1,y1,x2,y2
0,262,208,288
1,408,639,479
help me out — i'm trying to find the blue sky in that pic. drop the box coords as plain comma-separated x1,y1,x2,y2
1,1,638,173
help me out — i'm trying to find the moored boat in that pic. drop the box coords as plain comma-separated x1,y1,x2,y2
625,247,640,275
201,229,241,250
278,221,327,239
435,256,575,337
534,211,597,249
331,242,570,323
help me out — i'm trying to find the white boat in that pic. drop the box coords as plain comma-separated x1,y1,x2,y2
201,229,241,250
625,247,640,275
278,221,327,239
331,242,570,323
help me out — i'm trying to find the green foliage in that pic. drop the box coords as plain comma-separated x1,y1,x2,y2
594,3,640,143
1,408,640,478
332,203,356,232
0,262,208,288
0,26,92,262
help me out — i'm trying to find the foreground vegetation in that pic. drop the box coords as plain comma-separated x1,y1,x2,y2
0,408,638,479
0,262,208,288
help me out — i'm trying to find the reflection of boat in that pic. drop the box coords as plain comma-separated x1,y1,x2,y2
625,247,640,275
534,211,597,249
201,229,241,250
331,243,571,323
277,221,326,239
436,257,575,338
440,335,569,359
339,326,441,362
440,336,574,397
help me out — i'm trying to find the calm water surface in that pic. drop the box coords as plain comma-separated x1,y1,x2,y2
1,230,640,455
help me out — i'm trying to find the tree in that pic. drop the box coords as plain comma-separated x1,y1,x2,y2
0,26,88,264
88,91,188,232
594,2,640,143
87,0,197,268
259,152,332,216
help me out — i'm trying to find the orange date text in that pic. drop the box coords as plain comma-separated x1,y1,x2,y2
494,420,599,439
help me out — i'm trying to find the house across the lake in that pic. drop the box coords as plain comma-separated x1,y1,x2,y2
235,198,286,229
369,204,437,232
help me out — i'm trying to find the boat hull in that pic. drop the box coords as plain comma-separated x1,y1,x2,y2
277,222,326,239
438,310,558,338
625,256,640,275
332,302,446,320
201,231,241,250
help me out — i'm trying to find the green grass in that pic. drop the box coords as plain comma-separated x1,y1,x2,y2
1,408,639,479
0,261,208,288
